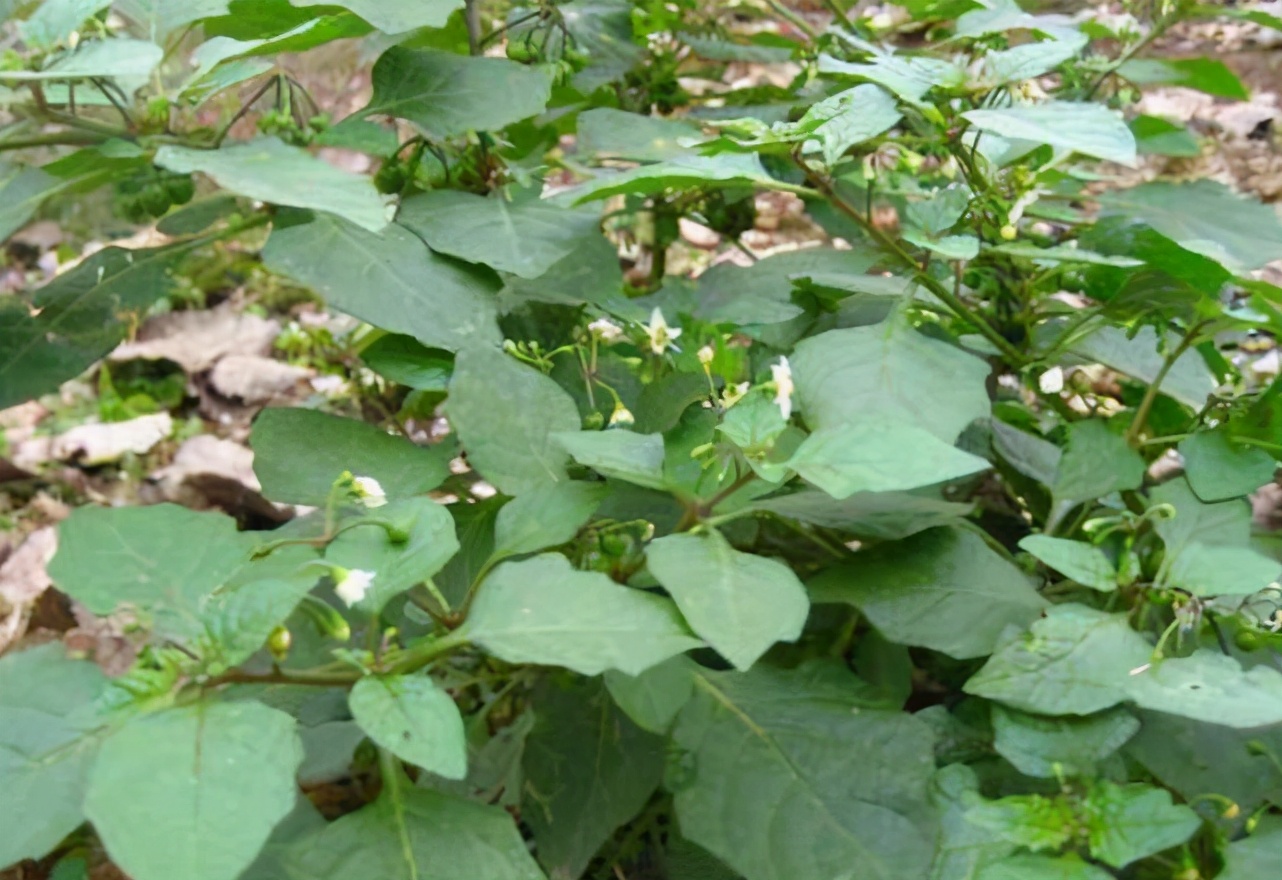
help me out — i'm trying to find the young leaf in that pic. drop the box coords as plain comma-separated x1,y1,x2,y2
646,531,810,670
558,154,778,204
459,554,701,675
991,705,1140,778
1080,781,1200,868
1019,535,1118,592
671,664,937,880
523,678,664,879
811,527,1046,659
1118,57,1249,100
262,211,501,353
349,675,467,779
251,408,452,506
85,701,303,880
447,345,582,495
361,47,553,139
963,102,1137,167
965,794,1076,851
492,481,608,559
0,645,111,867
156,139,391,232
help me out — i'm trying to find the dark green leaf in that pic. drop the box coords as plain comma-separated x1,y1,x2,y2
360,336,453,392
751,488,972,539
1118,57,1249,100
555,430,669,491
991,706,1139,778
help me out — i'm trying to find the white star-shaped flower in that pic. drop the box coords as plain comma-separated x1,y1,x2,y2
352,475,387,508
771,357,794,420
334,568,375,607
644,308,682,355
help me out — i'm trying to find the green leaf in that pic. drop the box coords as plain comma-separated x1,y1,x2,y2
963,102,1137,166
791,321,991,440
1097,180,1282,273
1081,781,1200,868
114,0,230,42
750,488,972,540
603,655,697,734
251,408,452,506
1179,430,1277,502
399,189,601,279
85,701,302,880
560,154,778,204
1125,651,1282,728
991,705,1139,778
1063,324,1215,410
810,527,1046,659
1119,57,1249,100
671,664,937,880
1018,536,1117,592
360,336,453,391
554,430,669,491
690,247,878,326
646,531,809,670
499,233,624,309
289,0,461,32
577,107,703,162
1219,817,1282,880
281,785,544,880
49,504,253,641
0,644,110,867
349,675,466,779
459,554,701,675
977,34,1087,86
185,17,370,90
975,855,1113,880
928,764,1016,880
262,211,500,352
0,37,163,80
561,0,643,92
635,372,710,435
19,0,111,48
523,678,664,879
447,346,582,495
0,245,184,409
818,52,963,103
1164,542,1280,598
788,420,991,499
362,47,552,139
1051,419,1144,511
325,497,460,612
964,604,1152,715
155,139,390,232
1150,476,1253,553
989,242,1144,267
965,793,1075,851
800,84,902,165
1130,114,1201,158
492,482,608,560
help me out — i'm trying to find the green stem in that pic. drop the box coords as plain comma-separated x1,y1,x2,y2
762,0,818,40
0,131,104,151
1124,322,1205,446
385,630,469,675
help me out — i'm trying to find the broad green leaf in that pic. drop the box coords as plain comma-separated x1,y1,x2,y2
561,0,643,92
977,33,1087,86
691,247,878,326
362,47,552,138
49,504,253,640
751,488,972,540
1051,419,1144,512
800,84,901,165
1179,430,1277,502
603,655,698,734
281,785,545,880
492,482,608,559
1119,57,1249,100
1149,478,1276,597
498,233,623,309
1125,651,1282,728
1080,781,1200,868
975,855,1113,880
788,420,991,499
964,604,1152,715
1018,535,1117,592
554,430,669,491
991,420,1061,486
201,575,316,668
811,527,1046,659
903,232,980,261
560,154,778,204
989,242,1143,267
184,16,370,89
156,139,390,232
399,190,600,279
1151,477,1254,553
85,701,302,880
0,245,185,409
459,554,701,676
1219,817,1282,880
963,102,1137,166
647,531,809,670
928,764,1016,880
1064,324,1215,409
577,107,703,162
0,167,62,243
991,706,1139,778
251,408,452,506
0,37,162,80
20,0,111,48
289,0,461,32
0,644,110,867
262,212,500,352
447,346,582,495
360,336,452,392
523,678,664,879
349,675,466,779
635,372,710,435
325,497,460,611
671,664,937,880
1164,542,1280,597
1131,114,1201,158
791,321,991,440
818,53,963,103
1097,180,1282,273
114,0,231,42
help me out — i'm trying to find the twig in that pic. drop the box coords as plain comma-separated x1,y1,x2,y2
213,75,278,146
763,0,818,41
1124,321,1205,446
90,77,135,128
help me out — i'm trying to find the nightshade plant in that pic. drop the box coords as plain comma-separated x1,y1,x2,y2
2,0,1282,878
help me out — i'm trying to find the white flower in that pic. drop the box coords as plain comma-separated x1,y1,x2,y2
588,318,624,343
771,357,795,420
608,403,635,427
334,569,375,606
722,381,750,408
352,475,387,508
698,345,715,366
1038,366,1065,395
644,308,682,355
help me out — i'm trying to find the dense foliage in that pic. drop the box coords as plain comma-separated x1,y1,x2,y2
3,0,1282,878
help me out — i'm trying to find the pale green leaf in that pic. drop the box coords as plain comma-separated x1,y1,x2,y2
114,0,230,42
447,346,582,495
818,53,963,103
1125,651,1282,728
810,527,1046,659
1018,535,1117,592
977,34,1087,86
554,430,669,491
492,482,608,560
965,794,1075,851
801,84,901,165
349,675,466,779
991,705,1139,778
1051,419,1145,510
964,103,1137,166
1179,430,1277,502
156,139,391,232
603,655,697,734
289,0,461,32
647,531,809,670
1064,324,1215,410
19,0,110,48
460,554,701,676
85,701,302,880
577,107,703,162
0,38,162,80
1164,542,1280,597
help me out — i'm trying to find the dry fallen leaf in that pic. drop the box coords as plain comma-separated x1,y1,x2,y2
111,303,279,374
51,412,173,465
